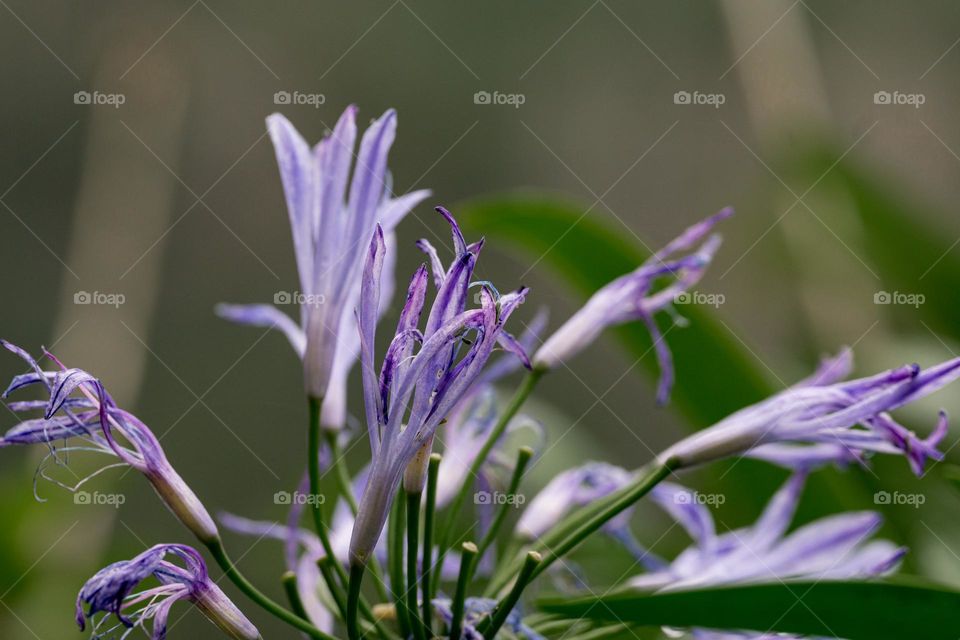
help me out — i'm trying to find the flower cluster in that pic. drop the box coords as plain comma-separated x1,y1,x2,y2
1,341,218,543
658,349,958,474
3,104,958,640
217,107,430,428
350,209,529,566
76,544,259,640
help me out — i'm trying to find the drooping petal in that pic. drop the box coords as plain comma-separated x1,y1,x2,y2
46,368,98,418
533,210,729,375
215,303,306,357
379,189,432,232
345,109,397,289
358,225,387,452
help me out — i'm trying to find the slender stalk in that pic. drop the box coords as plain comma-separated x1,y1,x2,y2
421,453,441,634
325,429,359,513
206,539,336,640
434,370,543,597
316,556,348,621
531,460,675,581
388,492,411,638
486,459,677,596
308,397,389,637
406,491,426,640
473,446,533,571
347,563,366,640
281,570,309,620
308,396,327,540
307,397,349,587
449,542,478,640
477,551,542,639
323,428,391,603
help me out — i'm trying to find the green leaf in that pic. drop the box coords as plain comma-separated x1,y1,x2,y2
538,580,960,640
457,193,876,517
791,144,960,342
457,193,774,428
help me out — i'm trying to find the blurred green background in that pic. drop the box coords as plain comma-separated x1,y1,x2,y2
2,1,960,637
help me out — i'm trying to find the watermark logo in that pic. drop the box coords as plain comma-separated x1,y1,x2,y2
274,491,326,506
874,90,925,108
674,291,725,308
874,290,924,308
75,490,126,508
673,90,725,109
674,491,725,506
473,90,526,109
274,90,326,108
74,291,125,308
874,490,925,508
474,491,525,507
274,291,325,307
74,90,126,109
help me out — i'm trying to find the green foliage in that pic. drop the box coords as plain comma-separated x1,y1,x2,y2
538,579,960,640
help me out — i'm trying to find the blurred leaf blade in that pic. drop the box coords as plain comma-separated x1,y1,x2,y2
794,144,960,341
538,579,960,640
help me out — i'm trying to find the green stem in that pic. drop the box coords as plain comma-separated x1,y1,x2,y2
206,539,336,640
324,429,390,604
281,570,309,620
421,453,441,634
308,396,327,542
473,446,533,576
308,397,389,638
347,564,365,640
449,542,478,640
486,459,677,596
434,369,543,597
531,460,675,581
388,492,411,638
406,491,426,640
325,429,359,514
316,556,348,621
478,551,541,639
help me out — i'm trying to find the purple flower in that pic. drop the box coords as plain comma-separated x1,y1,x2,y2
516,462,633,541
76,543,259,640
217,106,430,425
630,472,905,593
532,208,731,404
657,350,959,475
1,342,218,543
349,209,528,566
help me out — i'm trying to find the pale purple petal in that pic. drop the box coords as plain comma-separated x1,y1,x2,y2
215,303,306,357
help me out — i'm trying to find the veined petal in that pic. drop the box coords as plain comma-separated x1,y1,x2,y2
650,482,717,548
314,105,358,298
416,238,446,289
46,368,98,418
793,348,854,388
346,109,397,284
742,472,806,552
435,205,468,255
266,113,316,298
762,511,882,578
379,189,432,232
1,415,97,446
358,225,387,451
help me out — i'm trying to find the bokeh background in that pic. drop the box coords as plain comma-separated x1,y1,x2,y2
2,1,960,637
